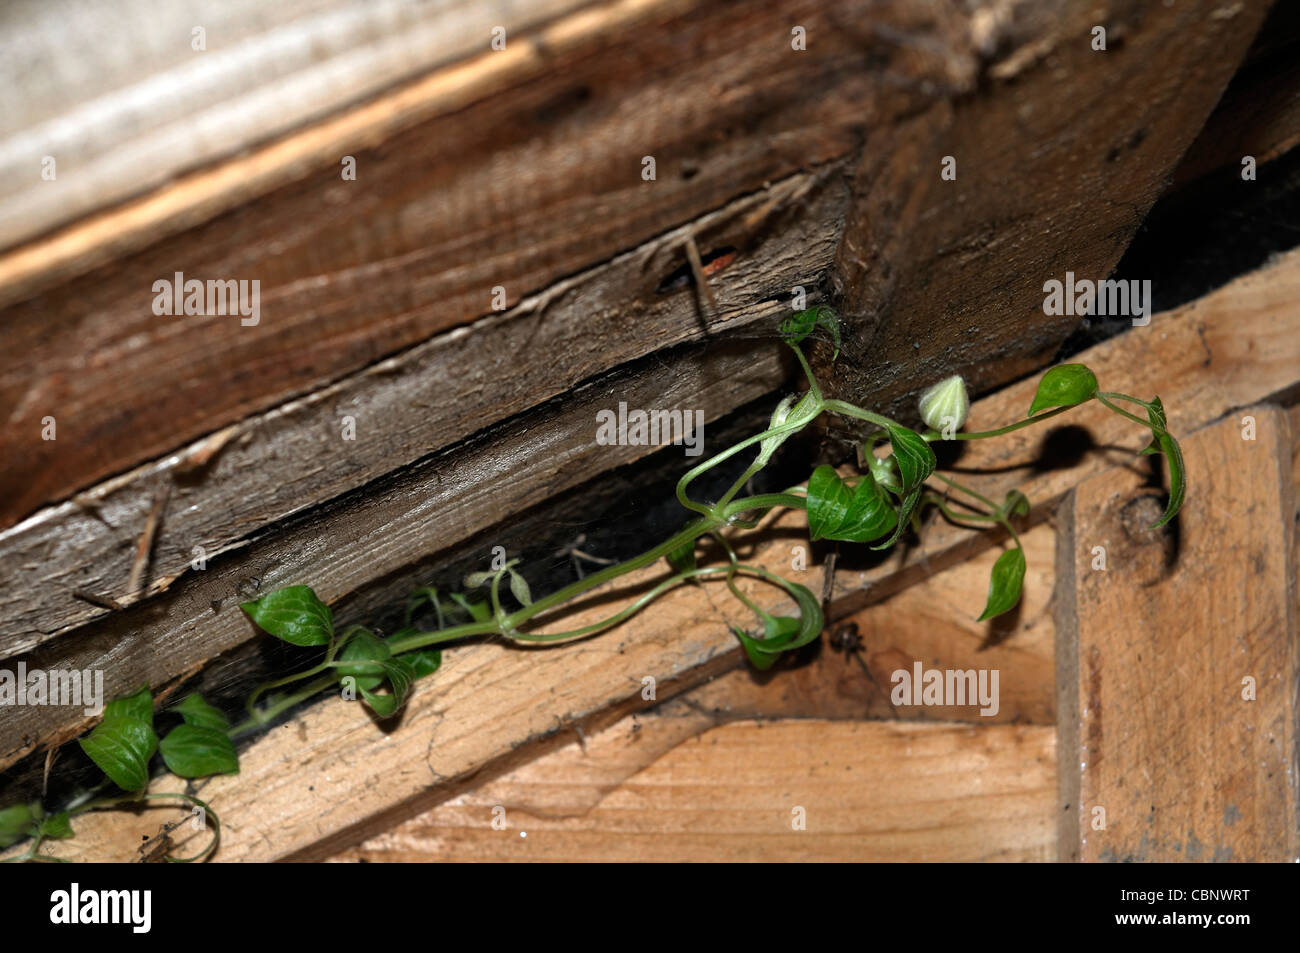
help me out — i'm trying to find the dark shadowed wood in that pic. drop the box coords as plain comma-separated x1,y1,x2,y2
826,0,1274,423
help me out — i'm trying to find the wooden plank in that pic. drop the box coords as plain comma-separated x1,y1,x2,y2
825,0,1273,419
6,502,1055,861
0,0,967,525
324,720,1058,862
1055,407,1300,862
0,0,594,249
0,334,788,770
0,172,843,653
6,247,1300,773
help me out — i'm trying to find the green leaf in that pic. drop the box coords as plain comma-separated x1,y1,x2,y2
779,306,840,359
160,724,239,778
403,649,443,680
1134,397,1185,528
38,811,74,840
241,585,333,646
1149,429,1186,528
1026,364,1098,417
359,657,417,718
806,465,852,540
978,547,1027,621
508,569,532,607
172,694,229,732
806,467,897,543
105,684,154,726
731,624,785,671
0,802,36,848
336,629,391,692
449,592,491,623
666,539,696,574
870,487,923,550
1002,489,1030,518
886,424,936,492
79,715,158,791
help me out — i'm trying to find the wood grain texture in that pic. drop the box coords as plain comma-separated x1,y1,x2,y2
6,482,1061,861
0,0,974,526
330,720,1057,862
0,0,595,249
1056,408,1300,862
826,0,1274,421
0,172,845,653
0,335,790,770
6,248,1300,773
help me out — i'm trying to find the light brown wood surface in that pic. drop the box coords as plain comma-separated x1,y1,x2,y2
331,719,1057,862
1055,407,1300,862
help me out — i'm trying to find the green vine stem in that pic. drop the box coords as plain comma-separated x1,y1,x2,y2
3,312,1186,861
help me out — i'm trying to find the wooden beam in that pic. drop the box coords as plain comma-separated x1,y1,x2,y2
0,0,975,525
826,0,1274,420
0,0,594,250
0,173,844,654
6,247,1300,773
1055,407,1300,862
328,720,1057,862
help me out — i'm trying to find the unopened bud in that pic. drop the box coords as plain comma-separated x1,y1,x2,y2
918,375,969,433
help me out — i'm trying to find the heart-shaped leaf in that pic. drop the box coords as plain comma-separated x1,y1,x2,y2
886,424,936,492
160,724,239,778
79,715,158,791
807,466,897,543
105,684,154,726
172,694,229,732
403,649,443,680
336,629,390,692
241,586,333,646
978,547,1026,621
1026,364,1098,417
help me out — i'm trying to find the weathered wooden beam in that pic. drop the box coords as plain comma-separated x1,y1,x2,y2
1055,407,1299,862
826,0,1274,421
0,0,977,525
0,172,845,654
0,334,791,771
